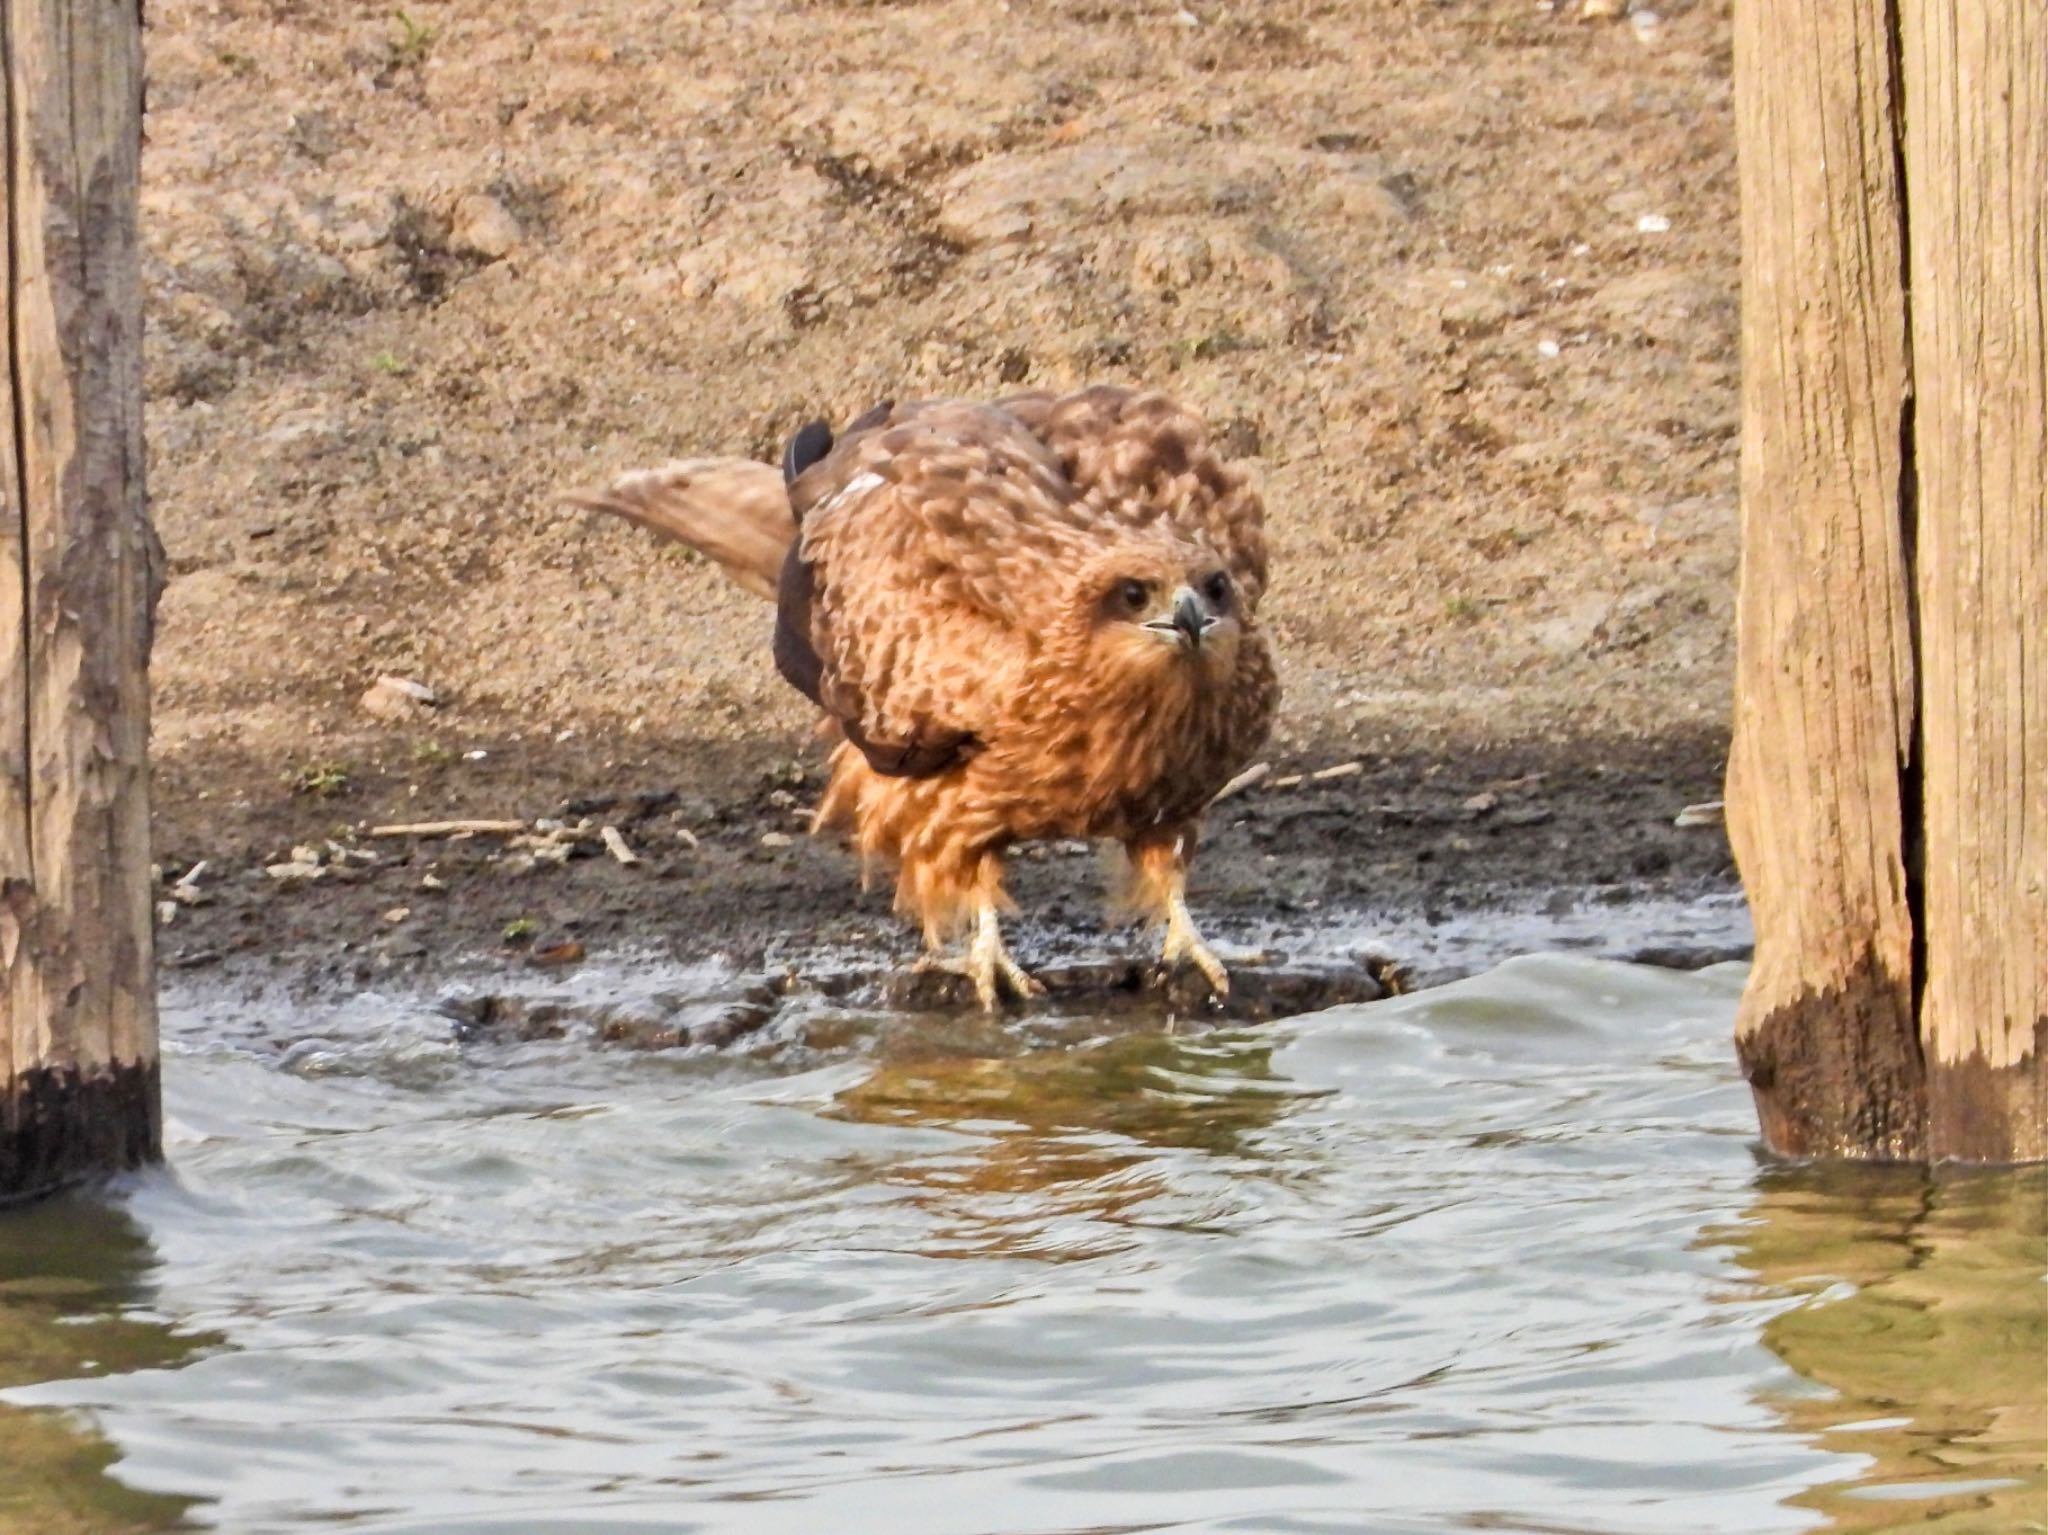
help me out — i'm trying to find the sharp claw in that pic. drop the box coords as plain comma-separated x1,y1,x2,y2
1162,934,1231,996
977,942,1043,1010
995,954,1047,1000
914,909,1041,1011
1189,944,1232,997
911,952,1009,1010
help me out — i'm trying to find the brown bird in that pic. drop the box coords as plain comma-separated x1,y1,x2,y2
573,386,1278,1007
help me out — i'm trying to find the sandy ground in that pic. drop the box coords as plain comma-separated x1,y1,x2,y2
139,0,1743,996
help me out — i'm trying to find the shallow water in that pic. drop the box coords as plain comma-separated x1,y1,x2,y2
2,955,2042,1535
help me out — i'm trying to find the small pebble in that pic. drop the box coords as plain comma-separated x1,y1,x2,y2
1637,212,1672,234
384,906,411,924
450,192,523,261
359,674,438,722
760,831,793,849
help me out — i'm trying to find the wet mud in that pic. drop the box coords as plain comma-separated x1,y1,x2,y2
153,724,1744,1031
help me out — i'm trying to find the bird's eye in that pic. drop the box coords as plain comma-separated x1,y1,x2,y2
1203,572,1231,608
1118,579,1150,611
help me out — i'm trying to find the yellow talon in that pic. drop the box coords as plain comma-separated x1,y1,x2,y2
1161,890,1230,996
915,899,1044,1010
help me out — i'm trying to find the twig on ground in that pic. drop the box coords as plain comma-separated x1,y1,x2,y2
1212,762,1271,803
368,819,527,838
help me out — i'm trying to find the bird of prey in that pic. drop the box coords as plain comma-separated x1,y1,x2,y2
574,386,1278,1008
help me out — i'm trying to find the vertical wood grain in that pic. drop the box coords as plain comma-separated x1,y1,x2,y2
1,0,159,1200
1727,0,1925,1158
1903,0,2046,1160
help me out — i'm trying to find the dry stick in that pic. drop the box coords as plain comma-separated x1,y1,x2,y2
1211,762,1271,804
600,826,641,866
367,819,528,839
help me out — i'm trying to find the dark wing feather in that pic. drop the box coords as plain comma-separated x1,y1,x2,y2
772,543,826,707
782,420,835,488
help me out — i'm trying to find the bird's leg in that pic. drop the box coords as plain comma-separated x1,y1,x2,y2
1160,880,1230,998
910,855,1043,1011
1128,829,1230,997
968,897,1043,1010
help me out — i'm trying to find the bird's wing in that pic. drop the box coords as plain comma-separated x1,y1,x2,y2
779,406,1087,775
1003,385,1269,609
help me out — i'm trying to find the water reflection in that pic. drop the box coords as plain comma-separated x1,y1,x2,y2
0,1191,216,1534
1718,1164,2048,1533
831,1031,1305,1260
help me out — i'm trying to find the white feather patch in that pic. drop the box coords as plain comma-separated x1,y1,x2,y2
817,471,886,519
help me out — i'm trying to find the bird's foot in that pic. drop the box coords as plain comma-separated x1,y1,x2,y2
915,922,1044,1012
1160,903,1230,998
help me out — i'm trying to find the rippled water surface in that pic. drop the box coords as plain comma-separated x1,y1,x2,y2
3,956,2043,1534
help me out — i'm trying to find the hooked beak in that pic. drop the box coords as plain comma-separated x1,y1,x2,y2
1143,586,1215,649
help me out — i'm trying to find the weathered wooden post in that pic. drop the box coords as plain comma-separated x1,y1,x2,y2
1728,0,2044,1160
1,0,161,1201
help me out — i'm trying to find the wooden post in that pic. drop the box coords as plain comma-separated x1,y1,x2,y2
1729,0,2045,1160
1,0,160,1201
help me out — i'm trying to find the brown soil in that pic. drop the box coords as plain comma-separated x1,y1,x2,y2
140,0,1743,995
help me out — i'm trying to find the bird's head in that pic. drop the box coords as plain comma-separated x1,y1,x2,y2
1073,540,1244,688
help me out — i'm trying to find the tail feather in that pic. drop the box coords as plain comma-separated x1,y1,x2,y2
569,458,792,601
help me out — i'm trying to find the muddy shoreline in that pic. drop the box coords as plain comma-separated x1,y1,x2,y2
152,722,1745,1021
